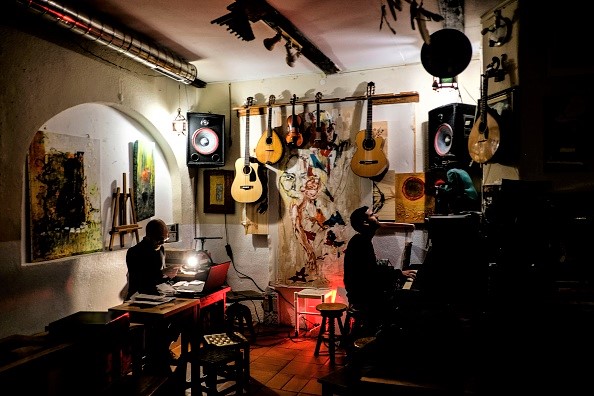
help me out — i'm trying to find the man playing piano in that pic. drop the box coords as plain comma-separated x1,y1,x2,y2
343,206,417,339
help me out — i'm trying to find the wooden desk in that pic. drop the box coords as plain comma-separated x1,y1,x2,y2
109,286,230,395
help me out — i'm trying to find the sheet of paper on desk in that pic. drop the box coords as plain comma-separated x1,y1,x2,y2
172,280,205,293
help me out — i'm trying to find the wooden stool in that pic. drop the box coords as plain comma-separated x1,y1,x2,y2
314,302,348,366
225,302,256,341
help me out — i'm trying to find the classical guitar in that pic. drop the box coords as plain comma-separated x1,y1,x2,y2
468,62,501,164
231,97,263,203
310,92,328,150
350,82,388,178
286,94,304,148
255,95,284,165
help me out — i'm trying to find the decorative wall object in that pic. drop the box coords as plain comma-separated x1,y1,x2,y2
204,169,235,214
276,142,360,288
133,140,155,221
27,131,102,261
394,172,430,223
373,170,396,221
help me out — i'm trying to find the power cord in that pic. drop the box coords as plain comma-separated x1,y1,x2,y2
223,215,265,293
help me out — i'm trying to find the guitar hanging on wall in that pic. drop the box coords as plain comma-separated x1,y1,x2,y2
231,96,263,203
350,82,388,178
310,92,328,150
468,59,501,164
285,94,304,148
255,95,284,165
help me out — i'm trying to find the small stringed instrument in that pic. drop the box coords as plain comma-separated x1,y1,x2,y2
468,62,501,164
231,97,263,203
310,92,328,150
286,94,304,148
255,95,284,165
350,82,388,178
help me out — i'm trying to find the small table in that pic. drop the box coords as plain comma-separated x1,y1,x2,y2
294,288,334,337
109,286,230,395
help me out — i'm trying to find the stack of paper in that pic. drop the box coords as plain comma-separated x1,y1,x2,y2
172,280,205,293
129,293,176,306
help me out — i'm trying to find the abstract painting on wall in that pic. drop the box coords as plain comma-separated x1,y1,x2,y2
394,172,432,223
27,131,102,262
133,140,155,221
373,170,396,221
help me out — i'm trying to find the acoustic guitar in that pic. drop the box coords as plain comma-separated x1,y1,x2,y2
310,92,328,150
255,95,284,165
231,97,263,203
350,82,388,178
286,94,304,148
468,63,501,164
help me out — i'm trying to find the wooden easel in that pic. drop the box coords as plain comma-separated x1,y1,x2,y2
109,173,142,250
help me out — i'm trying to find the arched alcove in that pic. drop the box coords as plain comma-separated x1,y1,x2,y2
23,102,177,262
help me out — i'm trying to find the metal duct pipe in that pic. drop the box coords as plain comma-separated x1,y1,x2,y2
16,0,206,88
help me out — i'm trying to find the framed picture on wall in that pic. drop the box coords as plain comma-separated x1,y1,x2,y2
204,169,235,214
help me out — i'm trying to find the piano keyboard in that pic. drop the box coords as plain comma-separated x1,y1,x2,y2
402,278,414,290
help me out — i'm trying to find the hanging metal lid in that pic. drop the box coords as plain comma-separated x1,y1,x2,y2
421,29,472,78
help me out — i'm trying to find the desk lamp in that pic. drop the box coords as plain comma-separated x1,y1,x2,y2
183,236,222,274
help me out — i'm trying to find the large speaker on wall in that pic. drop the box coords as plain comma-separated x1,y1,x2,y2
428,103,476,170
187,112,225,167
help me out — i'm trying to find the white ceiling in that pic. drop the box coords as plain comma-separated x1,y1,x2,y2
64,0,500,84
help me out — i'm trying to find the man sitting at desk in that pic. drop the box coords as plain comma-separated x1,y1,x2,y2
125,218,180,370
125,218,179,299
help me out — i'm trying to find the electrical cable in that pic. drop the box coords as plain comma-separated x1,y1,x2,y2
223,214,265,293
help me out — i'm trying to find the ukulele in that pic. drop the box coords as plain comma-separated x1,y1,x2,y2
255,95,284,165
231,97,263,203
468,62,501,164
310,92,328,150
286,94,304,148
350,82,388,178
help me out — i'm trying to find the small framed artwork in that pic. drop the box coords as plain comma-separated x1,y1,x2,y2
166,223,179,243
204,170,235,214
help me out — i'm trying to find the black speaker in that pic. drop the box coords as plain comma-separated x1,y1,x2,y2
187,113,225,167
428,103,476,169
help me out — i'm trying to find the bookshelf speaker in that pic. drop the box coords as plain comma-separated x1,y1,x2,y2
428,103,476,170
187,113,225,167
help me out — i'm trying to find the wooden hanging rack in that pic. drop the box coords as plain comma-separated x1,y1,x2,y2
234,91,419,116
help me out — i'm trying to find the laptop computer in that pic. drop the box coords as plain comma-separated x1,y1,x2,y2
174,261,230,297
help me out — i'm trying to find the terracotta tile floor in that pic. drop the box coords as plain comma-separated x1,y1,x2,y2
181,323,348,395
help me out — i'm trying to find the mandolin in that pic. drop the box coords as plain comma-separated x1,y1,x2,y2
231,96,263,203
255,95,284,165
468,62,501,164
310,92,328,150
286,94,304,148
350,82,388,178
